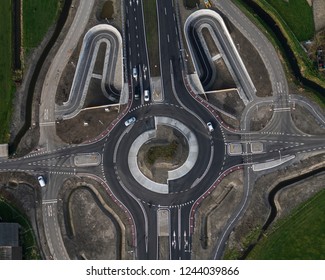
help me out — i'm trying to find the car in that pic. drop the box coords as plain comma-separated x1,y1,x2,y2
144,90,150,102
207,122,214,132
124,116,136,126
134,85,140,100
38,176,46,187
132,67,137,79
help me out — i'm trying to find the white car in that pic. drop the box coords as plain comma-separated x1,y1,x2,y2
144,90,150,102
38,176,46,187
124,117,136,126
132,67,137,79
207,122,214,132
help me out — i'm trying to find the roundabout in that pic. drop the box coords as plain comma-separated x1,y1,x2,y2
128,116,198,194
102,103,226,207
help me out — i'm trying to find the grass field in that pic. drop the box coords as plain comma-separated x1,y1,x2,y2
0,1,15,143
143,0,160,76
247,189,325,259
23,0,61,54
184,0,200,9
233,0,325,108
100,0,114,20
264,0,314,41
146,141,179,164
0,197,40,259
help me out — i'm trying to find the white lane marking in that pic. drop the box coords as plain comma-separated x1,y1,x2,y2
44,108,49,120
43,199,58,205
40,122,56,127
48,205,53,217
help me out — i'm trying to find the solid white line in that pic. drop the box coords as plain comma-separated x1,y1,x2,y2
273,107,291,112
40,122,56,126
42,199,58,204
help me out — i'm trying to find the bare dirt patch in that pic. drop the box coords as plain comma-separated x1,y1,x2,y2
219,112,240,129
57,176,134,260
93,42,106,74
202,27,219,58
66,187,119,260
211,58,237,90
291,103,325,135
137,126,189,184
191,170,244,260
313,0,325,32
225,17,272,97
56,105,125,144
250,105,273,131
206,90,245,118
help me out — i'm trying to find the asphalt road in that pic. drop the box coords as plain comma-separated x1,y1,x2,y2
124,0,150,105
0,0,324,261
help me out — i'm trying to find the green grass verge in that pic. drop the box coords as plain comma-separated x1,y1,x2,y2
247,189,325,259
255,0,325,88
0,197,40,259
143,0,160,76
100,0,114,20
0,0,61,143
23,0,62,54
265,0,314,41
0,1,15,143
184,0,200,9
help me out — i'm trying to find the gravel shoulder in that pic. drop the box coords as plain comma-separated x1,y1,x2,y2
291,103,325,135
56,105,126,144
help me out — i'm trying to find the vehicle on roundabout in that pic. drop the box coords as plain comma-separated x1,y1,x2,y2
207,122,214,132
124,116,136,127
38,175,46,187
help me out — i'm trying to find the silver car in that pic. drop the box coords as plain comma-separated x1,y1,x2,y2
38,176,46,187
124,117,136,126
132,67,137,79
144,90,150,102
